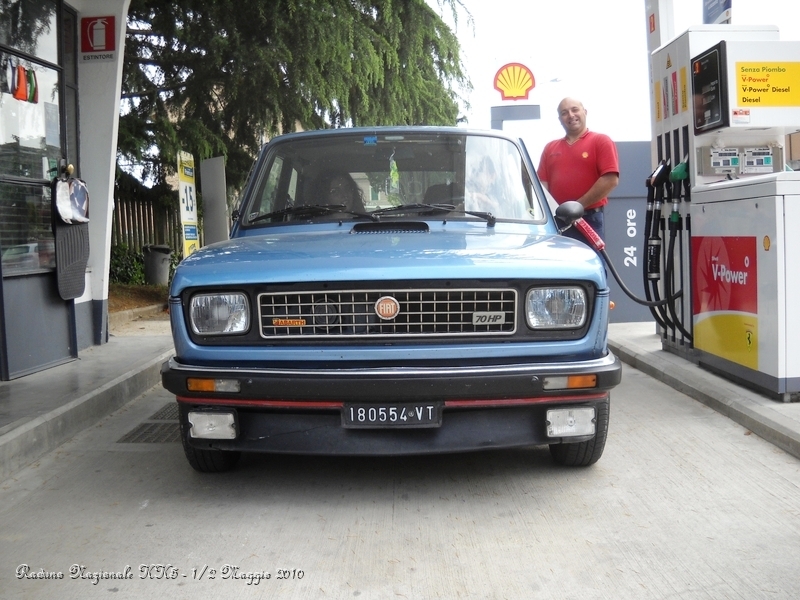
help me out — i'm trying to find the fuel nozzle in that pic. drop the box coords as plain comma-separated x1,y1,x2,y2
669,160,688,184
573,219,605,252
647,159,672,207
648,160,671,189
645,160,670,281
667,159,688,229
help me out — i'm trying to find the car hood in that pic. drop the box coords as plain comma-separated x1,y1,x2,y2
171,222,605,293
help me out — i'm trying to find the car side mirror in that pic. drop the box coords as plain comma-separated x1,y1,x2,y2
554,201,584,232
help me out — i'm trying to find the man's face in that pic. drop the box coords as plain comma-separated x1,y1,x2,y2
558,100,587,136
328,177,351,205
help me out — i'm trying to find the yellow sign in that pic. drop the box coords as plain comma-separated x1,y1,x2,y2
493,63,535,101
680,66,688,112
177,151,198,257
654,80,662,121
695,315,759,370
736,62,800,106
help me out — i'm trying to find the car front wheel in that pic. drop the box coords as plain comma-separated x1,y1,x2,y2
549,397,610,467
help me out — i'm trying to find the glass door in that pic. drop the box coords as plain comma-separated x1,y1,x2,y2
0,0,78,378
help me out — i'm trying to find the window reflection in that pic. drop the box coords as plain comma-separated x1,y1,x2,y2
0,53,60,179
0,182,54,276
0,0,59,64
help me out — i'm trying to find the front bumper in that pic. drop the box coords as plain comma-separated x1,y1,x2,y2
163,353,621,455
177,399,610,455
161,353,621,401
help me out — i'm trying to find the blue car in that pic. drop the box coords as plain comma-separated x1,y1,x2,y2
161,127,621,472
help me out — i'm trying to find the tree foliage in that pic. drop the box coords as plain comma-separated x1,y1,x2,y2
119,0,471,190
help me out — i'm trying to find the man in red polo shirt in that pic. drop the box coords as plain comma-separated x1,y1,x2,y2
537,97,619,241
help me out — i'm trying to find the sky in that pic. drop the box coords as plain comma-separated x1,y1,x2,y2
431,0,800,162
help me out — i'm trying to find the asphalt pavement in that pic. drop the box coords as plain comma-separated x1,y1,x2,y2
1,307,798,482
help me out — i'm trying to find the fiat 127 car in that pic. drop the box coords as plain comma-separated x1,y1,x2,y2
160,127,621,472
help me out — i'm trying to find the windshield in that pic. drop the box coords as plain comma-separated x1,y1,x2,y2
242,131,546,225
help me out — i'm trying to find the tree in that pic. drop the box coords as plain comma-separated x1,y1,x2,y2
119,0,471,191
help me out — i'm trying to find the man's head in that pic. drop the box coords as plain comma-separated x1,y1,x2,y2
327,176,354,205
557,97,588,139
321,172,364,211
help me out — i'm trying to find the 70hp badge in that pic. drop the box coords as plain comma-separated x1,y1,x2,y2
472,312,505,325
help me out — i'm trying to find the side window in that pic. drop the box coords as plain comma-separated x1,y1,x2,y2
249,156,284,219
261,156,283,211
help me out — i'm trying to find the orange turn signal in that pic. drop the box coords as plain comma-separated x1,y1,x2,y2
186,378,241,393
543,375,597,390
567,375,597,389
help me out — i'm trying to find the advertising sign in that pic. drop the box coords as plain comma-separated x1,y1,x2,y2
736,62,800,107
692,236,758,369
178,151,199,257
703,0,731,25
493,64,535,101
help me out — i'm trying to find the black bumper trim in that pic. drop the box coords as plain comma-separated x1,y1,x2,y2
180,401,607,456
162,353,622,402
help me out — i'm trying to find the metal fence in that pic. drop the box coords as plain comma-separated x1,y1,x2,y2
111,198,202,254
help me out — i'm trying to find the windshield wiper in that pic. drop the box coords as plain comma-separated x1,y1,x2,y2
458,210,496,227
371,203,455,217
249,204,378,224
372,202,496,227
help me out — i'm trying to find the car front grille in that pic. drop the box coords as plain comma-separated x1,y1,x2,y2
258,288,517,338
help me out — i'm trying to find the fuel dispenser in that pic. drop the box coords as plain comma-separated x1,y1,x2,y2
648,25,800,401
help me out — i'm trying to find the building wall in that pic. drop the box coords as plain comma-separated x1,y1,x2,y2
69,0,131,347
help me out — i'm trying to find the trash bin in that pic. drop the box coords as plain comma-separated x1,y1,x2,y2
143,245,172,286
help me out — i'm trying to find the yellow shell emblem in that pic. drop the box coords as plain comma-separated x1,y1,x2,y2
494,63,535,101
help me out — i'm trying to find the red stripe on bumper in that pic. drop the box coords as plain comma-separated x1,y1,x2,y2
176,393,607,410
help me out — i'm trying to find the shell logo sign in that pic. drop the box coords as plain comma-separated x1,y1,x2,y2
494,63,535,101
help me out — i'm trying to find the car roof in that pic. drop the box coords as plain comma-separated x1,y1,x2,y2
263,126,522,146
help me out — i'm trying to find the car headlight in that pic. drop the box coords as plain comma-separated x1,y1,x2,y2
190,293,250,335
526,287,587,329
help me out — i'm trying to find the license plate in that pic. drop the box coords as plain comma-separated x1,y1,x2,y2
342,402,443,429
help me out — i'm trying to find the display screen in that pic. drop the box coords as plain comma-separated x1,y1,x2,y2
692,41,729,134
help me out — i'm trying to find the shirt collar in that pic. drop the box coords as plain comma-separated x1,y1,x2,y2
564,128,590,144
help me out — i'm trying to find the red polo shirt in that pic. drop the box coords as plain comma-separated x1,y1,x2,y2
537,130,619,210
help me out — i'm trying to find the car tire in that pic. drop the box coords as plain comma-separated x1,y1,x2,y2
180,420,241,473
549,397,610,467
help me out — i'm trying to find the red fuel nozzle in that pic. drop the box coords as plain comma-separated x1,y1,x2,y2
574,218,605,251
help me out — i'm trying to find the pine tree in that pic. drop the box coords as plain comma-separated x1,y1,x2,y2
119,0,470,190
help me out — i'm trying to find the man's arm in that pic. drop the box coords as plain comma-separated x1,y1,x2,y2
576,172,619,208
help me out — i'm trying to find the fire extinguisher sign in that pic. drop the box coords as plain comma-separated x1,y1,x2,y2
80,16,116,62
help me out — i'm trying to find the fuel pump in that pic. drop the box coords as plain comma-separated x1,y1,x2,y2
646,24,800,401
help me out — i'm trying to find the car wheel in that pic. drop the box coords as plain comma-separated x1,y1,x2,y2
180,419,241,473
549,397,610,467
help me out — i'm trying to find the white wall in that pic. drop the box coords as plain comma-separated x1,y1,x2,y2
70,0,131,342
